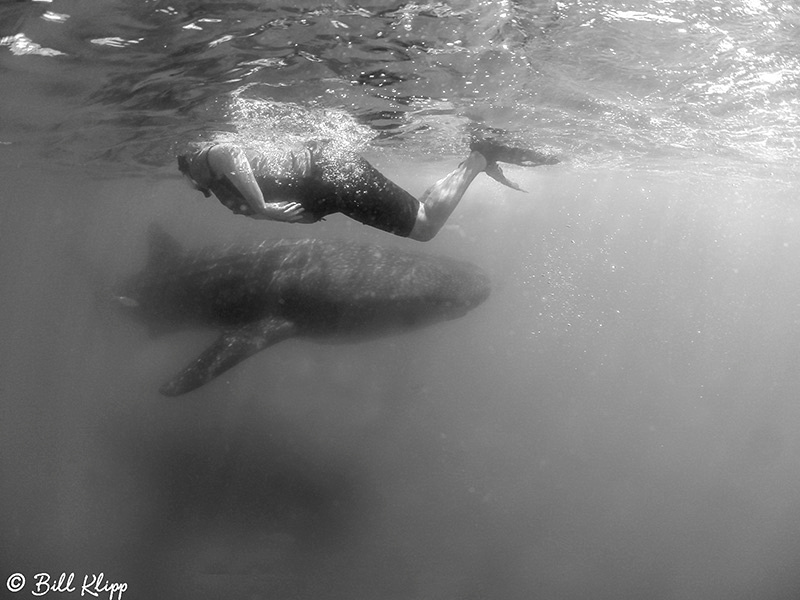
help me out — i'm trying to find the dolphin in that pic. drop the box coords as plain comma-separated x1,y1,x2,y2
116,226,491,396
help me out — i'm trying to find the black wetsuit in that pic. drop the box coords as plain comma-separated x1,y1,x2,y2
198,142,421,237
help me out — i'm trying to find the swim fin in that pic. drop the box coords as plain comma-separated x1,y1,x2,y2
469,125,560,192
485,162,526,192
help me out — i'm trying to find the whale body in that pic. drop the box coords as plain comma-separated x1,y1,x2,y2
117,226,491,396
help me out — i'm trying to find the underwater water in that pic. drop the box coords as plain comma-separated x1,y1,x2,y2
2,1,800,599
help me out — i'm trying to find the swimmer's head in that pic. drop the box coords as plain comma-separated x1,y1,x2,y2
178,148,212,197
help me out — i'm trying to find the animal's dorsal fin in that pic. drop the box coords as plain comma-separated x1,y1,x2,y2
145,223,183,273
160,316,298,396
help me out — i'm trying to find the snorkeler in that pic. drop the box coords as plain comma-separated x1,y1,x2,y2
177,131,558,241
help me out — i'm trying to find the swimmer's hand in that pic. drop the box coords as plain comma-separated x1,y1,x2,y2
253,201,307,223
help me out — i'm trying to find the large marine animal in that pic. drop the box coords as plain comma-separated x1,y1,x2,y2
117,226,491,396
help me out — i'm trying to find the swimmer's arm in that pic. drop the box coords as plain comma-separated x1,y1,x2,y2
206,144,267,215
207,144,308,223
208,144,305,223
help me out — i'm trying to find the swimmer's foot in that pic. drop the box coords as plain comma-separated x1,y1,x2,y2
470,126,559,192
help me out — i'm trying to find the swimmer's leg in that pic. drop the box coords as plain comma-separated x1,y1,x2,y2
409,151,487,242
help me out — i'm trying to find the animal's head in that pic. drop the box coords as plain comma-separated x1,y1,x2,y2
380,253,491,329
428,261,491,319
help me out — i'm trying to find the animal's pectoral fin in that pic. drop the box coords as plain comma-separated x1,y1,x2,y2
159,317,297,396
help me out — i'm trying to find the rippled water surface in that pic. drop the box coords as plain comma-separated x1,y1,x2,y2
3,0,800,181
3,2,800,600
